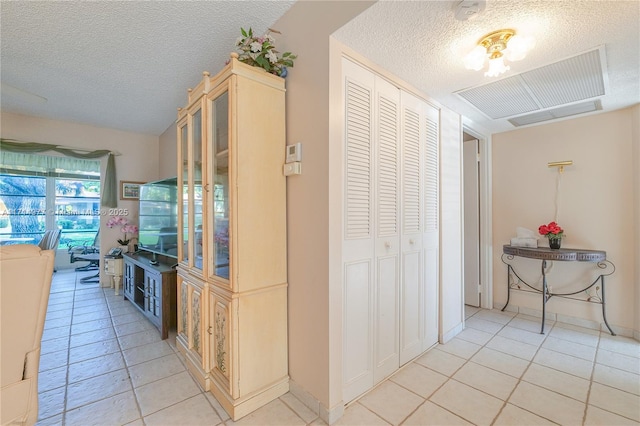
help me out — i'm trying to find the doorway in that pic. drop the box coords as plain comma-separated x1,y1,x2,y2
462,128,492,310
463,134,481,307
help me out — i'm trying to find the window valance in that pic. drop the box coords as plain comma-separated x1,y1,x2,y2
0,139,117,207
0,152,100,176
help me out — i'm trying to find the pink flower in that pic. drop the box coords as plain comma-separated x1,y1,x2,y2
122,224,138,235
107,216,137,245
106,216,128,228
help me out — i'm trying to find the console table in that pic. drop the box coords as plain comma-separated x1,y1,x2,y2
122,253,177,339
501,245,616,335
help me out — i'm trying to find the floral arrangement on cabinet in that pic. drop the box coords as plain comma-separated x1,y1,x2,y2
235,27,297,77
106,215,138,247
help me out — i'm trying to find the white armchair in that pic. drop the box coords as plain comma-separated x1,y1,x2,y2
0,244,54,426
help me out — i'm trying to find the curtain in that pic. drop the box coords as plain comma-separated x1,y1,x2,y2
0,138,117,207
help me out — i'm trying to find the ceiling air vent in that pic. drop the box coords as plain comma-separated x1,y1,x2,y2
508,100,602,127
456,47,607,121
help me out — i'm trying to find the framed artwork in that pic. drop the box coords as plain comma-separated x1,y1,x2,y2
120,181,143,200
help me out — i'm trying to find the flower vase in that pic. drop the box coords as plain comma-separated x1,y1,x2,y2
549,238,561,250
119,244,129,253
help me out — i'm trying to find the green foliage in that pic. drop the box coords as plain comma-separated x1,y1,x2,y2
235,27,297,77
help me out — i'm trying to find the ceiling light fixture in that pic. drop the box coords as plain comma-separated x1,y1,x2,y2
464,29,535,77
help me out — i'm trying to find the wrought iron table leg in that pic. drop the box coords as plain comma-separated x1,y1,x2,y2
501,264,512,312
600,275,616,335
540,259,547,334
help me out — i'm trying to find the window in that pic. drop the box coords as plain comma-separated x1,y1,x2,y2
0,174,46,244
54,178,101,247
0,154,101,248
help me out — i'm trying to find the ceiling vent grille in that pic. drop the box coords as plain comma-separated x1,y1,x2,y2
508,100,602,127
455,47,607,120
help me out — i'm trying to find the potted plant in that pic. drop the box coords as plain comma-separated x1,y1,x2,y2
235,27,297,77
538,221,564,249
106,215,138,252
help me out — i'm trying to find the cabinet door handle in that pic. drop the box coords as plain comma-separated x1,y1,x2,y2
385,242,391,249
207,326,213,335
409,239,415,245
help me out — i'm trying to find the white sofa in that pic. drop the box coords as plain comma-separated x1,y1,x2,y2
1,245,54,426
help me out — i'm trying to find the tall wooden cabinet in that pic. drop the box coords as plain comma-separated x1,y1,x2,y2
175,53,288,420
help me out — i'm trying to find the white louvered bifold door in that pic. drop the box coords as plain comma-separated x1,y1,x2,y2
399,91,425,364
423,104,439,350
342,58,439,404
373,78,400,383
342,58,376,403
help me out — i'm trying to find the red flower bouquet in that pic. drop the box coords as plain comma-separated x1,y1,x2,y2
538,221,564,239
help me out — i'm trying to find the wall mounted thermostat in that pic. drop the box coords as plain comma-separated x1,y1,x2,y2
286,143,302,163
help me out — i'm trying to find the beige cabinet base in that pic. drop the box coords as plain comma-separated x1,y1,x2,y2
210,375,289,421
176,336,210,391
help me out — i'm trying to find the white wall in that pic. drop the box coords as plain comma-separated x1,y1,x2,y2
159,121,178,179
492,107,638,335
440,109,464,341
272,1,375,421
274,3,467,419
0,111,160,280
632,104,640,338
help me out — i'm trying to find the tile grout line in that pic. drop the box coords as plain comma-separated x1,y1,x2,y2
61,283,137,422
38,279,74,423
581,329,602,426
61,274,84,424
59,274,81,425
443,310,515,426
103,287,147,425
398,309,511,425
489,317,558,426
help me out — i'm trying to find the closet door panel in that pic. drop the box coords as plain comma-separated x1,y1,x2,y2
400,250,421,363
399,92,425,363
343,260,373,402
373,77,400,382
342,58,375,402
423,105,440,349
374,255,398,381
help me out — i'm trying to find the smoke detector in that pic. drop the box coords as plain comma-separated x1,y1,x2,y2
454,0,486,21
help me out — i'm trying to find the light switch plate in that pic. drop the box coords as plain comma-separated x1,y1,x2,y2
283,162,302,176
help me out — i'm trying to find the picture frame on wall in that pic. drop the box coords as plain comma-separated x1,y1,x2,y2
120,181,143,200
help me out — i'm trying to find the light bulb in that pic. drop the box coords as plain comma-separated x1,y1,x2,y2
504,34,535,62
463,45,486,71
484,56,510,77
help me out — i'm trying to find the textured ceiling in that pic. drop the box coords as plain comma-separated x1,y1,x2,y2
333,0,640,133
0,1,296,135
1,1,639,136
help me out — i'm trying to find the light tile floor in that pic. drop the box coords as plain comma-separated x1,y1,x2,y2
37,270,640,425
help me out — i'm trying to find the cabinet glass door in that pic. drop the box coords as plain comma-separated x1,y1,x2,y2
210,91,230,280
178,122,189,264
191,108,204,272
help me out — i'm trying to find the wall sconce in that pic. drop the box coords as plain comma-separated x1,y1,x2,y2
463,29,535,77
547,160,572,221
548,160,573,173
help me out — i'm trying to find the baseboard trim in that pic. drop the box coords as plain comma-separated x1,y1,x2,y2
492,302,639,339
288,380,345,425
